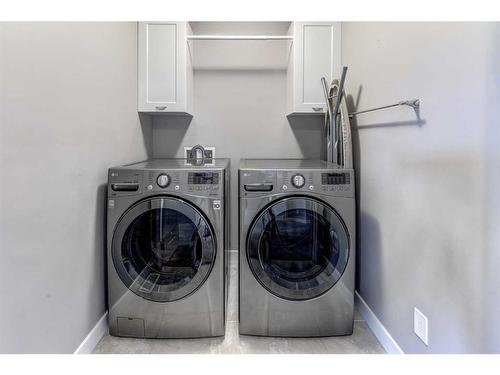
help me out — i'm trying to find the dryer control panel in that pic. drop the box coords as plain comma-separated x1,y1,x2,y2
240,169,354,198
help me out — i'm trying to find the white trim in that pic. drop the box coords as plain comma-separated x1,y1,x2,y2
355,291,404,354
74,312,108,354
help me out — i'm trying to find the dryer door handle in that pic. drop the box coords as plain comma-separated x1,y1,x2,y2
244,183,273,192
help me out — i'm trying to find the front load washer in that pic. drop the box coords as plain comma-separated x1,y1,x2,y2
239,159,355,337
107,158,229,338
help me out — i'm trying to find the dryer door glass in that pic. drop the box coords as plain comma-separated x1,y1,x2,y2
247,196,349,301
112,197,216,302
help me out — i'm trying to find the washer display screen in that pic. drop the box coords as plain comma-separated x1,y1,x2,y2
188,172,219,185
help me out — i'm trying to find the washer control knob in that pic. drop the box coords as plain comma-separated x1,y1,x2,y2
309,185,314,190
291,174,306,189
157,173,170,188
174,185,180,191
282,184,288,191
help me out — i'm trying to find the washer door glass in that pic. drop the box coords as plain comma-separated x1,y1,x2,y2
247,196,349,301
112,197,216,302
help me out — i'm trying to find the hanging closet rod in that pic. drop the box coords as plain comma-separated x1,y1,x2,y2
348,99,420,118
187,35,293,41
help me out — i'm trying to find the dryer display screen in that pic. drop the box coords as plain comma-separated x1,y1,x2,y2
321,172,350,185
188,172,219,185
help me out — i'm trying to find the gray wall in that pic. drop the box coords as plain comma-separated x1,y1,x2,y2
152,22,324,247
0,23,150,353
342,22,500,353
483,24,500,353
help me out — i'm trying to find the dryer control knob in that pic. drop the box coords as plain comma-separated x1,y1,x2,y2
157,174,170,188
291,174,306,188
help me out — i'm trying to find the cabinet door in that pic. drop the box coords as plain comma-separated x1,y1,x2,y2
292,22,341,114
138,22,188,113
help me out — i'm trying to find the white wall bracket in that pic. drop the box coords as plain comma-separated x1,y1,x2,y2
349,99,421,118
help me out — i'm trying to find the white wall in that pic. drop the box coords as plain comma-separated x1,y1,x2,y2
0,22,151,353
342,22,500,353
152,22,325,247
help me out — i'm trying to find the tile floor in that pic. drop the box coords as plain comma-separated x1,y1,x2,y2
93,252,385,354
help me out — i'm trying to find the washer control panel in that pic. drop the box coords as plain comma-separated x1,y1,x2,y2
144,170,222,197
109,168,224,198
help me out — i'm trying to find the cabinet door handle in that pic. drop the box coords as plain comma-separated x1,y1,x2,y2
312,107,324,112
155,106,167,110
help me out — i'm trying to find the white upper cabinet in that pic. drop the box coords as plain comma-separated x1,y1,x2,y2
137,22,193,114
287,22,341,114
137,21,339,116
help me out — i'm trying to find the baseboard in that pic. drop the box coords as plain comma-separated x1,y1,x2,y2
74,312,108,354
355,291,404,354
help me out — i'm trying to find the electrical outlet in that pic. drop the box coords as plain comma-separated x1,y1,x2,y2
414,307,429,346
204,147,214,159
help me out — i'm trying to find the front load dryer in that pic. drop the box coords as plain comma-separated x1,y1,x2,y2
107,158,229,338
239,159,355,337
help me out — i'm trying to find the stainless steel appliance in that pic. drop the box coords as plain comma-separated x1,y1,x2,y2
239,159,355,337
107,159,229,338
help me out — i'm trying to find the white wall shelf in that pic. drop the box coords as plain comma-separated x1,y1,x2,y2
188,22,292,71
187,35,293,40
